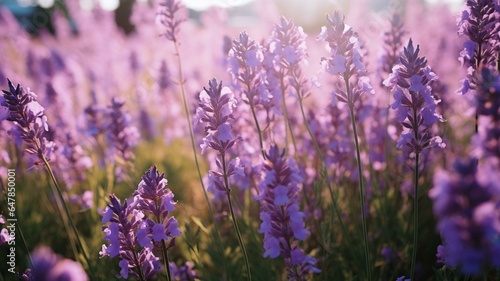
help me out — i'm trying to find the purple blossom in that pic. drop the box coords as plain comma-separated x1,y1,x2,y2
0,214,10,246
317,11,374,105
457,0,500,95
58,133,92,190
156,0,186,43
430,158,500,275
131,165,181,241
1,79,55,165
195,78,243,193
169,261,199,281
106,97,139,182
100,194,162,279
380,13,407,81
227,32,267,106
384,39,444,154
256,145,319,279
18,246,88,281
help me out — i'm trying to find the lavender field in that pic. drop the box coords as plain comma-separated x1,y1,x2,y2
0,0,499,280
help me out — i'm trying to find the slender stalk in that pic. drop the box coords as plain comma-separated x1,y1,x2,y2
17,220,33,271
172,41,228,276
279,74,298,156
345,77,371,281
244,81,267,160
348,103,372,281
409,104,421,281
161,240,172,281
221,154,252,280
41,157,95,280
410,152,420,281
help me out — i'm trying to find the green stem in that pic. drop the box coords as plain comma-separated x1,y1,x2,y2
221,154,252,281
346,78,371,281
172,40,228,277
41,157,95,280
280,74,298,156
17,220,33,271
245,81,266,160
161,240,172,281
410,152,420,281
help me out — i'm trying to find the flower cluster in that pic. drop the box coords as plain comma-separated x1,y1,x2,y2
195,78,243,194
100,194,161,279
256,145,319,280
384,39,444,154
380,13,407,81
18,246,88,281
100,166,182,279
228,32,267,106
430,69,500,275
430,158,500,274
106,97,139,181
317,11,374,105
1,80,55,165
264,16,309,112
58,132,93,190
156,0,185,43
0,214,10,246
169,261,199,280
457,0,500,95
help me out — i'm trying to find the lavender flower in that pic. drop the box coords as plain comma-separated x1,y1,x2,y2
101,166,181,280
384,39,444,154
457,0,500,95
131,165,181,240
317,11,374,105
430,158,500,274
100,194,162,280
1,79,55,165
195,78,243,194
58,133,92,190
228,32,267,106
380,13,407,83
256,145,319,280
169,261,199,281
106,97,139,182
19,246,88,281
156,0,186,43
0,214,11,246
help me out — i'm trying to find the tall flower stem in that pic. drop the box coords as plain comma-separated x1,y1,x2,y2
172,41,228,276
346,79,371,281
280,78,298,156
410,106,421,281
410,153,420,281
41,156,95,280
244,81,266,160
221,154,252,280
161,241,172,281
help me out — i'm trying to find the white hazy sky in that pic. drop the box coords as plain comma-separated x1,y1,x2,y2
34,0,464,11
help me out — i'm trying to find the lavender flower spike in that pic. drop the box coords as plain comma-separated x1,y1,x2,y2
106,97,139,182
1,79,55,165
156,0,186,43
457,0,500,95
384,39,445,154
18,246,88,281
257,145,320,279
100,194,161,280
195,78,242,193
